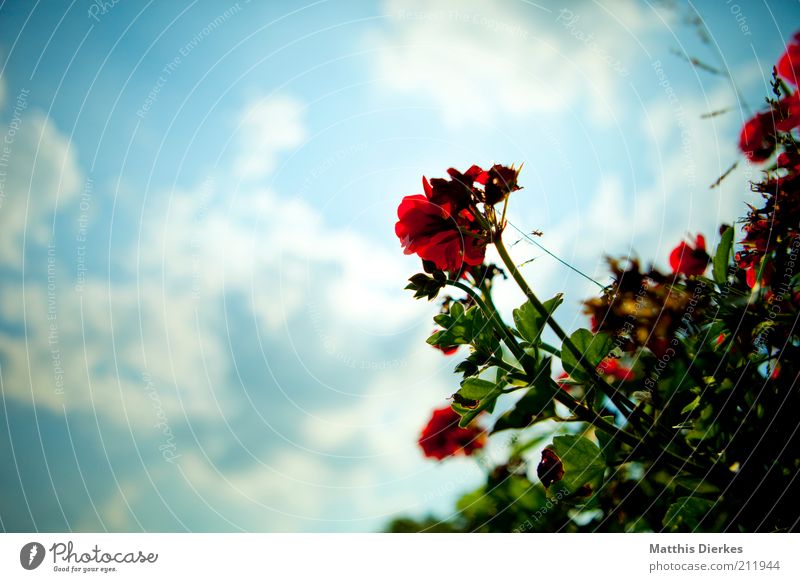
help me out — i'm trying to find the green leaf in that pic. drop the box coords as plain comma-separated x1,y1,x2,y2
705,321,727,351
492,384,555,433
560,329,613,382
548,434,606,499
452,376,503,427
712,226,734,285
663,497,715,532
670,476,720,496
432,313,450,326
459,378,495,401
405,271,446,300
681,395,701,415
512,294,563,344
453,356,481,379
467,306,501,355
594,416,617,459
450,301,465,321
492,358,555,433
429,304,499,354
452,396,498,428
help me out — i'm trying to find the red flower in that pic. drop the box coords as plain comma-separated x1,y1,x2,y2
418,406,485,460
424,169,476,216
736,251,773,289
596,357,634,381
775,93,800,132
395,178,487,272
736,219,774,288
739,112,776,162
777,33,800,86
556,371,577,393
777,150,800,174
669,234,709,276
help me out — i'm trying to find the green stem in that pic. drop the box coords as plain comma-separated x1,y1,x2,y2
506,221,604,289
446,279,527,364
494,234,698,454
550,380,719,482
539,342,562,358
446,280,581,414
448,279,719,483
493,235,637,415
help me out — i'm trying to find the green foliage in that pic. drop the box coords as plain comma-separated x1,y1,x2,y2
454,474,574,532
513,294,563,344
452,375,503,427
547,435,606,502
405,271,446,300
663,497,715,532
492,359,556,433
428,303,500,355
712,225,734,284
560,329,613,381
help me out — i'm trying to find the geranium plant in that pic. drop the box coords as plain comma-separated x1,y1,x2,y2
390,36,800,533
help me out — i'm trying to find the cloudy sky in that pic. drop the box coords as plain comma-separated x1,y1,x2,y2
0,0,797,532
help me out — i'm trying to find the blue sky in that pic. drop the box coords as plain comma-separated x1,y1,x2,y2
0,0,797,532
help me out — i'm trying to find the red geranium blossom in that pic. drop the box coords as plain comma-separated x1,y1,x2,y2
395,177,487,272
429,165,485,210
777,32,800,86
418,406,485,460
739,112,776,162
597,357,634,381
669,234,709,276
775,93,800,132
777,150,800,174
736,219,773,288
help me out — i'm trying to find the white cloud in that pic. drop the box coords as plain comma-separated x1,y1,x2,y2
488,80,757,328
0,277,234,426
154,174,419,341
0,110,82,265
0,88,422,438
370,0,671,126
234,95,306,181
0,111,233,426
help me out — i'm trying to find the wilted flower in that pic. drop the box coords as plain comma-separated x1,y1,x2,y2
477,164,522,206
584,259,706,355
537,448,564,488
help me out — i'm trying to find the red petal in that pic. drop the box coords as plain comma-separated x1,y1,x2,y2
695,234,706,251
669,242,687,273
